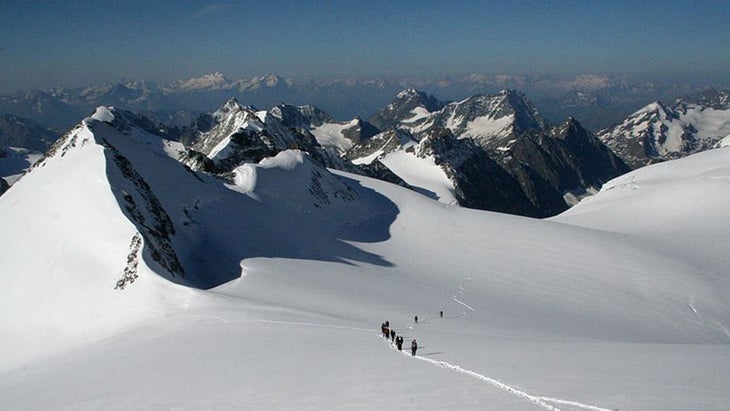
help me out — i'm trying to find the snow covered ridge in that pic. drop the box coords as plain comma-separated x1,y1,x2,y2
21,105,375,290
0,104,398,368
598,90,730,169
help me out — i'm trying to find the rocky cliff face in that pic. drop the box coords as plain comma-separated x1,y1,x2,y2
177,99,407,187
350,90,628,217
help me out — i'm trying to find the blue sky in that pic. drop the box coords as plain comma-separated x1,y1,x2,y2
1,0,729,92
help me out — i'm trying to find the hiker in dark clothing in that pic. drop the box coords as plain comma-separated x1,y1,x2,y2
411,339,417,356
381,323,388,338
440,310,443,318
396,336,403,350
390,329,396,341
414,315,418,324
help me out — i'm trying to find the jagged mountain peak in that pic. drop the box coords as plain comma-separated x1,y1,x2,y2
598,95,730,169
207,98,263,130
395,88,422,100
369,89,445,130
217,97,246,113
270,103,334,128
392,88,444,111
550,118,610,149
84,106,165,139
554,116,583,135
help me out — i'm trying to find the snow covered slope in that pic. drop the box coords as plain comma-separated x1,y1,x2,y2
554,145,730,273
599,91,730,168
1,107,730,410
270,103,377,155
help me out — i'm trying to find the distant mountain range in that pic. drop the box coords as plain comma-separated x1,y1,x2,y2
2,79,729,218
0,72,716,131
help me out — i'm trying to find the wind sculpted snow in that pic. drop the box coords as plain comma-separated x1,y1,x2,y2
91,109,399,289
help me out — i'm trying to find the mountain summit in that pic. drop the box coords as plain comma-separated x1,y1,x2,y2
599,90,730,168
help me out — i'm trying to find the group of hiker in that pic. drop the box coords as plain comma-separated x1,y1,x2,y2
381,311,443,357
381,320,417,355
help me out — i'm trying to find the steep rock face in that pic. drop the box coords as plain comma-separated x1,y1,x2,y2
0,175,8,195
437,90,547,149
368,89,445,131
179,99,405,186
599,90,730,169
417,128,538,216
382,89,549,150
502,119,630,215
271,103,334,127
353,89,626,217
187,99,322,171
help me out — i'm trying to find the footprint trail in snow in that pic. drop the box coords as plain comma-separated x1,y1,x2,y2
399,276,614,411
400,348,613,411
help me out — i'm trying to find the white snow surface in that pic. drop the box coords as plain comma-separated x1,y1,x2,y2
463,113,514,140
377,144,458,205
309,119,357,153
1,111,730,410
401,106,431,123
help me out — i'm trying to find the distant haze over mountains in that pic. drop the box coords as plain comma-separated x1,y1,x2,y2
0,72,724,132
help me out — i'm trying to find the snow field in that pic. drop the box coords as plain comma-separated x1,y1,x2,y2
2,109,730,409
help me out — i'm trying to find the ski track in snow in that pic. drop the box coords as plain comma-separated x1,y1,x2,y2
450,277,475,318
210,315,614,411
401,348,614,411
452,296,475,312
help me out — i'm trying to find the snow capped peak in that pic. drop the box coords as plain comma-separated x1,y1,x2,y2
90,106,115,123
219,97,244,112
599,97,730,168
370,89,445,130
396,88,420,99
640,101,668,115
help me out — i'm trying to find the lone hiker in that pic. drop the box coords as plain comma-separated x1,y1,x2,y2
411,339,418,356
396,336,403,350
440,310,443,318
414,315,418,324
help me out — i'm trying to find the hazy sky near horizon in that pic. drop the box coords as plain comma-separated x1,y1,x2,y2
1,0,729,92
